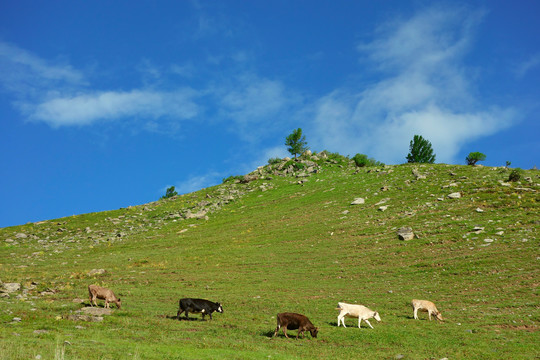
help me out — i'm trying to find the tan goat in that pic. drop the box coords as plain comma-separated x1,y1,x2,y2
411,299,443,321
88,285,122,309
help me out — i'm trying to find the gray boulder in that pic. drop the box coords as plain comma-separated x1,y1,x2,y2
397,227,415,241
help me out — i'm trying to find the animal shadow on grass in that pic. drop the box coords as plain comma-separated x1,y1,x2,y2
159,314,201,321
261,330,275,338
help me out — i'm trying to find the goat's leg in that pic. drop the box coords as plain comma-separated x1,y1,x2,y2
365,319,374,329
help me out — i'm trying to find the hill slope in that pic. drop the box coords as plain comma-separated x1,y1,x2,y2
1,156,538,359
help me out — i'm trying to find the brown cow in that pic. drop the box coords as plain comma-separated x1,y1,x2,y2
273,312,318,339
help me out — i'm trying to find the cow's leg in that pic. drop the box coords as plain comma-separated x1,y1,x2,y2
92,295,98,307
177,308,184,319
273,324,280,337
413,308,418,320
428,311,432,321
358,318,362,328
283,326,289,339
185,311,190,320
209,313,213,320
365,319,373,329
105,300,110,309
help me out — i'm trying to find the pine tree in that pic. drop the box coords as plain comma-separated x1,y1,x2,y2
285,128,308,158
406,135,436,163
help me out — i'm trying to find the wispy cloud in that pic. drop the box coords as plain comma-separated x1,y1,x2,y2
514,53,540,78
28,89,200,127
0,41,84,97
217,74,299,142
310,5,517,164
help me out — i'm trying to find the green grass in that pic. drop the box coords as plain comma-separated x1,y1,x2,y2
1,162,538,359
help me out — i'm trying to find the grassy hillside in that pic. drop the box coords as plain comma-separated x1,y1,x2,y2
1,156,538,359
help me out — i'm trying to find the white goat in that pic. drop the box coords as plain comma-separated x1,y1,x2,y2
411,299,443,321
88,285,121,309
336,302,381,328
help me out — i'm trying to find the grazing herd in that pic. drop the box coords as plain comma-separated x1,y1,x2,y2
87,285,444,339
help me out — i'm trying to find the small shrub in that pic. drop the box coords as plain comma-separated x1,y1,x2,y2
161,186,178,200
267,157,282,165
353,153,385,167
466,152,486,165
294,162,306,171
506,161,511,168
507,168,523,182
322,151,350,165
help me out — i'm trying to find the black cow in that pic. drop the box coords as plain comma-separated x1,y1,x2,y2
177,298,223,320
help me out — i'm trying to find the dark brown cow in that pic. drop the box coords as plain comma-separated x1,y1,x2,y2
273,312,318,339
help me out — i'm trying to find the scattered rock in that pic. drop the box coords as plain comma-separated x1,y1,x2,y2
2,283,21,293
80,307,112,316
395,355,405,359
342,210,350,215
447,192,461,199
15,233,27,239
12,317,22,322
87,269,106,276
472,226,485,234
240,174,259,184
66,314,103,322
484,239,494,243
475,208,484,213
351,198,365,205
397,227,414,241
379,206,388,212
33,330,49,335
411,168,426,180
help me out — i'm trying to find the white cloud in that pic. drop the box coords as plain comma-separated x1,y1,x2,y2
29,89,200,127
514,53,540,78
310,5,517,164
0,41,84,97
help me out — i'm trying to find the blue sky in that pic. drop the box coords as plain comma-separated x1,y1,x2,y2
1,0,539,227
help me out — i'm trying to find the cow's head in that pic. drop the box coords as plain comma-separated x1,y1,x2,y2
216,303,223,313
310,327,318,338
434,311,443,321
115,298,122,309
374,312,381,322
